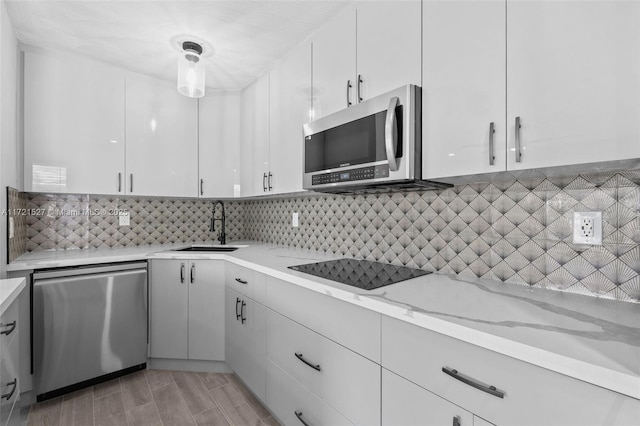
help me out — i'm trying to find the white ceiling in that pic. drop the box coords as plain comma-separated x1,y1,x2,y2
5,0,351,90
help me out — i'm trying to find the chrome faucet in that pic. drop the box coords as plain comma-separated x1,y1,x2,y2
209,200,226,245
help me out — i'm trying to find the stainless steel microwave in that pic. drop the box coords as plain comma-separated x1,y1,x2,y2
302,85,450,193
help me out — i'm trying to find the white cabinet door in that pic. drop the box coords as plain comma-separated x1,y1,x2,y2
356,0,421,101
312,5,356,118
382,369,474,426
240,74,270,196
150,260,188,359
125,72,198,197
188,260,225,361
506,0,640,170
224,287,266,401
269,41,311,195
24,50,125,194
422,1,506,179
198,93,241,198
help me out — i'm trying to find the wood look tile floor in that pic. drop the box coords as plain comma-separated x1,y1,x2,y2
27,370,280,426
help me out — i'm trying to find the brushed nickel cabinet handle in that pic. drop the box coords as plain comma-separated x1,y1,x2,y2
515,116,522,163
0,321,16,336
346,80,352,107
118,172,122,193
235,278,248,285
453,415,461,426
240,301,246,324
1,379,17,400
180,263,185,284
295,352,321,371
263,173,268,192
295,411,311,426
268,172,273,191
200,179,204,196
235,297,241,320
442,366,504,398
489,122,496,166
130,173,134,193
357,74,363,103
190,263,195,283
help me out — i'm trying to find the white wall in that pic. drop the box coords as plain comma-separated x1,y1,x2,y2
0,0,20,277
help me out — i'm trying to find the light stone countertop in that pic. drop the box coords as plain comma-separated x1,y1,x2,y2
0,277,26,317
8,242,640,400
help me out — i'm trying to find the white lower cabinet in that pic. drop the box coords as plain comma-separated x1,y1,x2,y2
0,297,20,426
382,316,640,426
266,359,353,426
383,368,473,426
225,286,266,402
266,308,380,426
265,276,380,363
150,259,225,361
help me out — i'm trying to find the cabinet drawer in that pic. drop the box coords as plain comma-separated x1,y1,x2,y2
382,368,473,426
382,316,640,426
226,264,266,303
265,276,380,363
0,326,20,426
266,308,380,426
0,302,18,359
266,359,353,426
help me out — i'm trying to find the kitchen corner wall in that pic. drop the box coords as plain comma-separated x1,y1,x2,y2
8,170,640,303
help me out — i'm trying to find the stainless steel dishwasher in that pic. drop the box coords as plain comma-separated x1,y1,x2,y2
33,262,148,401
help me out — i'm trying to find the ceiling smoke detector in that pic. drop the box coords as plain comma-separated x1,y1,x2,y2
177,40,205,98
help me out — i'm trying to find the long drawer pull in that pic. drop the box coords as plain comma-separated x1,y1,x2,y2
295,410,311,426
2,379,17,400
295,352,321,371
442,367,504,398
235,297,241,320
235,278,248,285
0,321,16,336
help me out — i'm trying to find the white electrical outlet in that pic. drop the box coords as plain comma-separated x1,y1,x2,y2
292,212,299,227
573,212,602,245
119,211,130,227
8,217,14,239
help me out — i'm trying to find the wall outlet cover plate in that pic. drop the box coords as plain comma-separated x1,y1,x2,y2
119,211,131,227
573,211,602,245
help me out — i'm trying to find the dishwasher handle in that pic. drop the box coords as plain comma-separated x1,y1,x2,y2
33,262,148,280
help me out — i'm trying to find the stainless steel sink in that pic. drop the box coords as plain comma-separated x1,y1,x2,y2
174,245,246,252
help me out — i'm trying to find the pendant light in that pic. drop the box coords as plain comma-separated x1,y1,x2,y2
177,41,205,98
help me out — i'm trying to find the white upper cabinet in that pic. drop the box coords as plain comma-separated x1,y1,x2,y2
240,74,271,197
422,1,506,179
312,1,421,119
356,0,422,100
198,92,241,198
269,41,312,195
507,0,640,170
24,50,126,194
125,72,198,197
311,5,356,119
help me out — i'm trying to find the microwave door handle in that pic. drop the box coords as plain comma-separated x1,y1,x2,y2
385,96,400,171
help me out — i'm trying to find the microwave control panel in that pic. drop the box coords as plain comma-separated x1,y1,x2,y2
312,165,390,186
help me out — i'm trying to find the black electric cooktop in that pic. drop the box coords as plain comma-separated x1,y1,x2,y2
288,258,429,290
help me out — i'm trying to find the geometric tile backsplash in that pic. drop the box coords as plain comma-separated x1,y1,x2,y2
243,171,640,303
8,170,640,302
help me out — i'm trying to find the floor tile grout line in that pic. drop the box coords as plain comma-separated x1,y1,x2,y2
208,385,235,426
142,369,165,426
